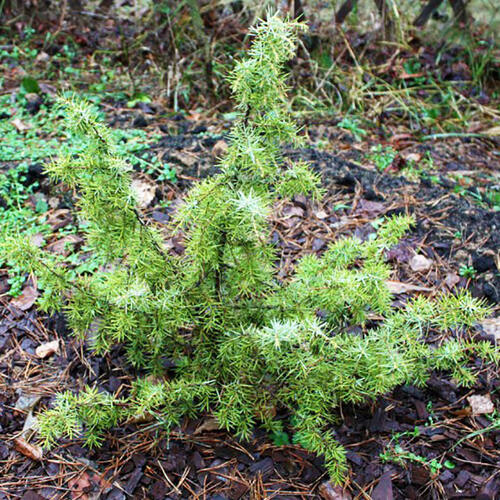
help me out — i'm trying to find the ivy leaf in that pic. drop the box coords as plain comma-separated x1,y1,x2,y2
21,76,41,94
35,199,49,213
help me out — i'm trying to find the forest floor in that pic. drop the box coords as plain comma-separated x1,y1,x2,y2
1,19,500,500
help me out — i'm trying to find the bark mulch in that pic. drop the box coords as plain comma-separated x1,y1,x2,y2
1,128,499,499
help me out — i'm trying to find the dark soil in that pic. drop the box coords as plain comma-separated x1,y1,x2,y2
300,147,500,304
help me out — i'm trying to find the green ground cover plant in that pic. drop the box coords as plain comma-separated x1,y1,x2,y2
0,90,174,296
2,16,498,484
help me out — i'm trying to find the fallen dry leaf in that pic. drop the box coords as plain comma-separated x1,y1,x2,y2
194,417,220,435
444,272,460,289
468,394,494,415
14,437,43,461
402,152,421,163
386,280,433,294
39,82,57,96
35,339,60,359
483,126,500,137
12,117,31,132
11,286,38,311
127,412,155,424
314,209,328,220
68,471,92,499
480,317,500,341
169,150,197,167
319,481,352,500
46,209,72,230
29,232,45,247
131,178,156,208
46,234,83,256
283,205,304,218
410,254,432,272
399,70,425,80
354,199,386,218
212,139,228,158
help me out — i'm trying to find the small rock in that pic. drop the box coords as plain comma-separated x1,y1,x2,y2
0,442,9,460
29,233,45,247
21,492,45,500
150,480,167,499
124,467,143,494
106,487,127,500
346,451,363,466
152,211,170,224
192,125,207,134
137,102,154,114
444,272,460,289
410,254,432,272
20,337,36,354
15,394,41,412
315,209,328,219
191,450,205,469
21,412,39,436
468,394,494,415
476,479,499,500
354,199,386,218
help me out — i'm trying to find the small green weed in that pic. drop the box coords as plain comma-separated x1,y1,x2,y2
380,444,444,475
380,427,454,476
368,144,397,171
402,152,434,181
0,91,173,297
337,116,368,141
459,265,477,279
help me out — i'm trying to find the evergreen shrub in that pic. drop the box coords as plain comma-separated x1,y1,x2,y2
3,16,498,483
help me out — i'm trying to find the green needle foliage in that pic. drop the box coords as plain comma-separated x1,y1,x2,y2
2,16,497,484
